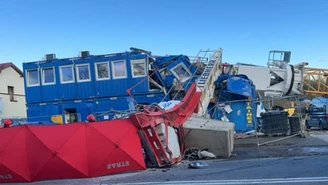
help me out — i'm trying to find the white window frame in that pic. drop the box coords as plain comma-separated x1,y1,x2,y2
26,69,40,87
42,67,56,85
111,60,127,79
95,62,110,81
76,64,91,82
130,59,147,78
59,65,75,84
170,63,192,83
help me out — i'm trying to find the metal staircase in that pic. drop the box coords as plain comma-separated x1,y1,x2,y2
194,48,223,117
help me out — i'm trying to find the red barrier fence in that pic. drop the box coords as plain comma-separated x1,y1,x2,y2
0,119,145,183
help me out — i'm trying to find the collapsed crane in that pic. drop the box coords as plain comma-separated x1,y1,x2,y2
223,50,308,97
303,67,328,96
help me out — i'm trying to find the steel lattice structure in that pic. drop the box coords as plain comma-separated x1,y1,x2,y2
303,67,328,96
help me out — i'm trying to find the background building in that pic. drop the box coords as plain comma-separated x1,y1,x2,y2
0,62,26,121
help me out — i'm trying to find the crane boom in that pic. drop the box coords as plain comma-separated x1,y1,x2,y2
303,67,328,96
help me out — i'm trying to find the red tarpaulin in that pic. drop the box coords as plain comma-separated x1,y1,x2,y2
0,126,30,183
88,119,146,177
26,123,89,181
0,119,145,183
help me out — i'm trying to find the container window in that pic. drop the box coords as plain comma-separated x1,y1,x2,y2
60,65,74,83
112,60,127,79
171,63,192,82
76,64,91,82
27,69,39,86
131,59,147,78
42,68,55,85
95,62,110,80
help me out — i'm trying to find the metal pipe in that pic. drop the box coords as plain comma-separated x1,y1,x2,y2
293,62,308,69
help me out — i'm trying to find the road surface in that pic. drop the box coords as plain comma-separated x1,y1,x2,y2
9,154,328,185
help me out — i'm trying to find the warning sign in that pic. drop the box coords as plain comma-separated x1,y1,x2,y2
246,101,252,126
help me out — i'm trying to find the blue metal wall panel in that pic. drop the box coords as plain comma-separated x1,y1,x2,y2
94,81,112,97
27,103,61,122
75,82,94,99
129,78,149,94
25,87,42,103
107,79,132,96
76,101,94,121
94,76,148,97
59,83,78,99
40,85,58,101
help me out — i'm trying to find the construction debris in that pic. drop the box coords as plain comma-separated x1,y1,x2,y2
183,148,216,161
188,161,209,169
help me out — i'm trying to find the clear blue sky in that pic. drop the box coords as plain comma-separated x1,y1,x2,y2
0,0,327,69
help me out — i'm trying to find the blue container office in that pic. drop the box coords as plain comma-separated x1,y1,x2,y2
23,50,169,123
23,49,197,123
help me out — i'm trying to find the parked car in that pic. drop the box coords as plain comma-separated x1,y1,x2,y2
306,104,328,130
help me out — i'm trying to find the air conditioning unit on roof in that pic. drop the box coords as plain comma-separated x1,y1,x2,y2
79,51,90,58
45,54,56,61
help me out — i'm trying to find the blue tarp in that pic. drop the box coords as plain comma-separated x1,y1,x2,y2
215,74,254,98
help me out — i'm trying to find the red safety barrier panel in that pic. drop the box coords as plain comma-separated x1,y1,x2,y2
87,120,146,177
0,126,30,182
0,119,145,183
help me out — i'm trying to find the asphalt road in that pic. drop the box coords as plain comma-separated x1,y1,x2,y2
108,155,328,185
9,154,328,185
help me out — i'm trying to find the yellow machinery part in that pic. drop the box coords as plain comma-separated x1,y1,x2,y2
51,115,63,124
285,108,295,116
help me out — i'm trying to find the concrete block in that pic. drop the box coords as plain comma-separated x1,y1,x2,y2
183,115,235,157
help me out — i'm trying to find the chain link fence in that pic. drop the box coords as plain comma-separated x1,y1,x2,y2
210,95,308,148
255,95,307,147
